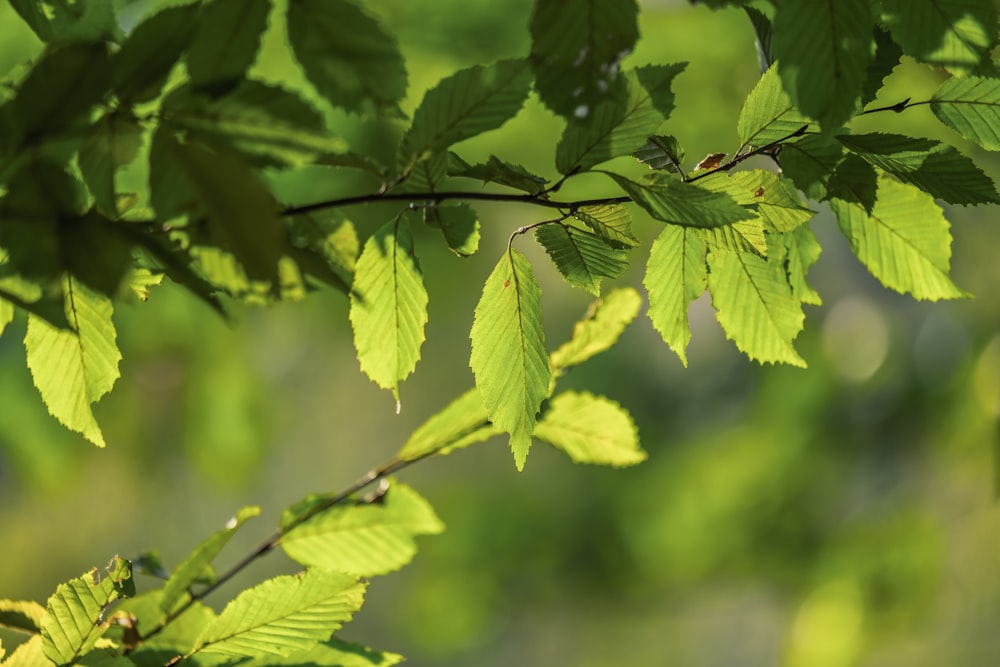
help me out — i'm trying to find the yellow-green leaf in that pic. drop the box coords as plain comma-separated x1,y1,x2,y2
534,391,645,467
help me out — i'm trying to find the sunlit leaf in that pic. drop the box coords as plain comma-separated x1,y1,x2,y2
573,204,638,248
535,223,629,295
470,251,551,470
398,388,497,461
644,225,706,366
195,570,365,659
931,76,1000,151
779,225,823,306
287,0,407,114
1,636,49,667
830,175,967,300
25,278,121,447
187,0,270,92
240,637,404,667
737,64,812,148
707,249,807,367
609,174,755,228
882,0,997,73
0,599,46,634
550,287,642,371
530,0,639,119
349,219,428,402
280,482,444,576
535,391,645,467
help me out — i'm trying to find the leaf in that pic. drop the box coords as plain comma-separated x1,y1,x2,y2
195,569,365,659
535,223,629,295
826,153,879,212
573,204,638,248
838,132,999,205
644,225,706,366
699,169,815,232
779,133,845,200
60,211,135,298
530,0,639,119
609,174,755,228
25,278,121,447
780,225,823,306
422,204,480,256
772,0,873,129
398,388,497,461
707,249,807,367
116,592,216,663
40,557,133,665
187,0,271,92
1,636,49,667
470,251,551,470
349,219,428,402
931,76,1000,151
555,64,687,173
162,80,348,168
113,2,201,103
882,0,997,73
448,154,548,194
534,391,645,467
863,28,904,105
0,296,13,338
8,0,118,44
0,599,46,634
287,0,407,114
160,507,261,616
280,482,444,576
633,134,685,173
737,64,812,149
400,59,532,171
78,110,145,216
699,218,768,257
830,175,967,300
550,287,642,371
240,637,404,667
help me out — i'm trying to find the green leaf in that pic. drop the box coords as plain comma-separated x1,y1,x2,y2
349,219,428,403
699,169,815,232
162,80,348,168
422,203,480,256
60,211,135,298
838,132,999,205
737,64,812,149
609,174,755,228
699,218,768,257
1,636,49,667
78,110,145,217
195,569,365,659
830,175,967,300
633,134,685,173
0,599,46,634
25,278,121,447
398,388,497,461
0,296,13,338
240,637,404,667
40,557,133,665
0,270,71,330
116,592,217,663
535,223,629,295
448,154,547,194
707,249,807,367
400,59,532,171
287,0,407,114
286,212,359,287
863,28,904,105
555,64,687,174
470,251,551,470
772,0,873,129
573,204,638,249
780,133,845,200
644,225,706,366
160,507,261,616
882,0,997,73
534,391,645,467
113,2,201,103
161,135,288,284
280,482,445,576
826,153,879,212
550,287,642,372
187,0,271,92
779,225,823,306
931,76,1000,151
530,0,639,119
8,0,119,44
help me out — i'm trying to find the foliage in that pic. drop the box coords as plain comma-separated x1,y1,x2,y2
1,0,998,664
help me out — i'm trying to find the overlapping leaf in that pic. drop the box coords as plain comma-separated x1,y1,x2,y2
830,175,967,300
535,224,628,295
0,600,45,634
113,2,200,103
398,388,496,461
534,391,644,466
9,0,119,43
882,0,997,73
644,225,706,366
287,0,407,114
195,570,365,658
931,76,1000,151
470,251,551,470
349,219,428,403
187,0,270,91
25,279,121,447
609,174,754,228
779,134,846,201
707,249,807,367
448,154,547,194
772,0,873,129
633,134,685,173
780,225,823,306
78,110,144,216
280,483,444,575
737,65,812,148
549,287,642,372
573,204,638,249
422,204,480,256
240,637,404,667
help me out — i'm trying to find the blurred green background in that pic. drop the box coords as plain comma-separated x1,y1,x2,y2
3,1,1000,665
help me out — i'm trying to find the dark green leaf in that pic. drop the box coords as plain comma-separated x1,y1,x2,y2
187,0,271,93
826,153,879,213
448,154,548,194
573,204,638,249
60,211,135,298
113,2,201,103
737,64,812,149
882,0,997,74
287,0,407,114
931,76,1000,151
9,0,119,44
530,0,639,120
863,28,904,105
535,223,628,296
423,204,480,256
633,134,685,173
609,174,755,228
779,133,845,200
78,109,144,216
745,6,774,73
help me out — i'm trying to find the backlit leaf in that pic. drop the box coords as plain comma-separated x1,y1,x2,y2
280,482,444,576
573,204,638,248
931,76,1000,151
535,224,629,295
240,637,404,667
287,0,407,114
609,174,755,228
550,287,642,372
644,225,706,366
779,225,823,306
349,219,428,402
195,570,365,658
0,599,46,634
534,391,645,467
187,0,270,92
470,251,551,470
707,249,807,367
882,0,997,73
698,169,814,232
423,204,480,256
737,64,812,149
398,388,497,461
830,175,967,300
25,278,121,447
633,134,685,173
0,635,48,667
